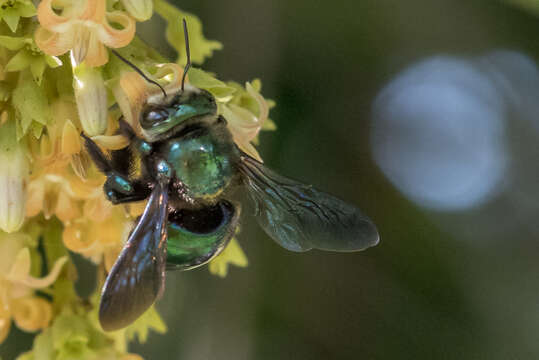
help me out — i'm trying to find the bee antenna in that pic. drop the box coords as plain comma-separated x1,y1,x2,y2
110,49,168,98
181,18,191,92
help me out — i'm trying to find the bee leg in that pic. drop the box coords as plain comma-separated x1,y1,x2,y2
81,132,152,204
81,132,113,173
104,176,152,204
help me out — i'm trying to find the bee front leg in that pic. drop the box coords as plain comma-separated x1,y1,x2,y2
103,174,152,204
81,132,152,204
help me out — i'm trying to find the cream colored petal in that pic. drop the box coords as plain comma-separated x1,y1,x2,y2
63,221,95,251
70,26,91,66
89,211,127,246
145,63,185,106
113,71,149,134
70,154,87,180
55,190,80,223
61,119,81,155
246,81,269,128
34,26,73,57
6,248,32,284
227,104,260,137
65,174,103,200
36,0,72,30
80,0,106,22
27,255,68,289
237,140,262,163
83,196,112,222
0,297,11,344
154,63,184,94
42,183,59,219
98,11,136,48
7,250,68,289
26,180,45,218
221,105,263,162
11,296,52,332
91,134,129,150
83,33,109,67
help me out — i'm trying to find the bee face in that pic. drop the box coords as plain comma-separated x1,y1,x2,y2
140,85,217,141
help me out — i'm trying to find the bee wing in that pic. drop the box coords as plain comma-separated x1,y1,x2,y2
99,183,169,331
240,155,379,252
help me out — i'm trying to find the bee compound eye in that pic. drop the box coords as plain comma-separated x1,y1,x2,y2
143,108,169,124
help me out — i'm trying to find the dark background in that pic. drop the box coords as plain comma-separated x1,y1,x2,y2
5,0,539,359
137,1,539,359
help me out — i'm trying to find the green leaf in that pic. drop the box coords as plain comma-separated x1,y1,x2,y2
188,67,236,100
2,11,20,32
0,35,26,51
42,218,77,312
17,0,37,17
34,329,54,360
48,54,73,96
30,57,46,84
5,49,32,72
11,70,51,139
44,55,62,68
154,0,222,65
52,314,97,360
31,120,44,138
0,113,18,150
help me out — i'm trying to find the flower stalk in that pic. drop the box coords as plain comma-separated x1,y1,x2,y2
0,0,276,357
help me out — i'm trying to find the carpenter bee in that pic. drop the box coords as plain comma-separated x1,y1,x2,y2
82,20,379,332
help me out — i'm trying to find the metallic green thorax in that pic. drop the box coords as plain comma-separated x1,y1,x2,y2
163,130,238,200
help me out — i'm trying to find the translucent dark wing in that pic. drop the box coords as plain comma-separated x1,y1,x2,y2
240,155,379,252
99,183,169,331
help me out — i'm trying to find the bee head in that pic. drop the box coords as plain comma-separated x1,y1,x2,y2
113,19,213,141
139,86,217,140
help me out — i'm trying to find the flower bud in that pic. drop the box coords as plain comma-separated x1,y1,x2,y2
73,63,108,136
0,121,28,233
121,0,153,21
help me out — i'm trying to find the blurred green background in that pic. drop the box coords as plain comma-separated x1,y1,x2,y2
6,0,539,359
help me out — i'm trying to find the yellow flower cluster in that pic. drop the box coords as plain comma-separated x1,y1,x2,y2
0,233,66,343
0,0,275,356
